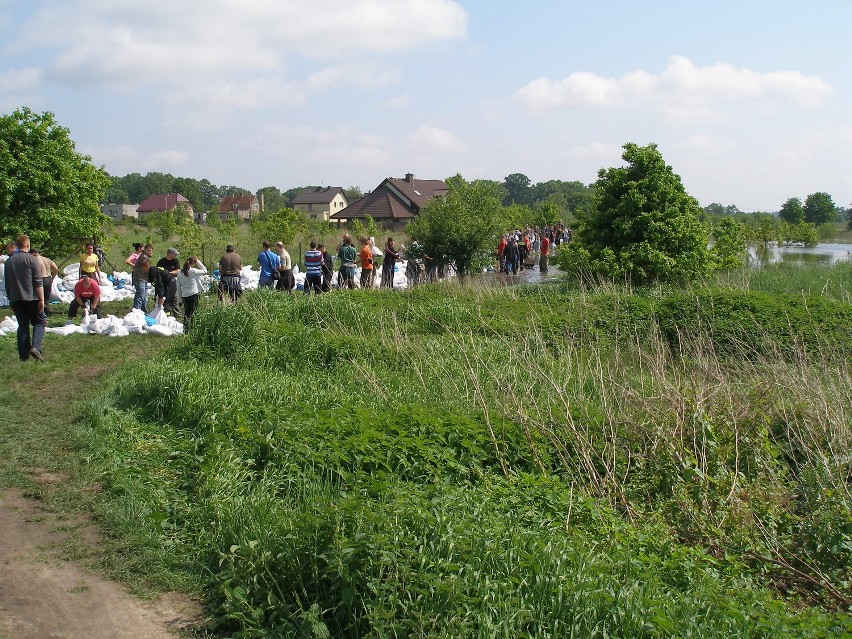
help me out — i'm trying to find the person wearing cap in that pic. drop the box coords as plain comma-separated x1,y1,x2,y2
29,247,59,313
218,244,243,301
79,242,101,281
156,247,181,313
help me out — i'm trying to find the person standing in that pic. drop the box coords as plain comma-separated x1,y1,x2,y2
337,236,356,289
381,237,400,288
176,256,207,326
539,234,550,272
132,255,151,312
274,241,295,293
156,247,181,313
4,235,46,362
504,238,520,275
79,242,101,281
257,240,280,289
125,242,144,267
66,274,102,323
30,247,59,312
318,243,334,291
218,245,243,302
358,236,374,288
303,242,323,295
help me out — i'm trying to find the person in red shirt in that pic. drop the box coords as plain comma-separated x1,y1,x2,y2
66,274,102,324
497,236,507,272
358,237,374,288
539,235,550,272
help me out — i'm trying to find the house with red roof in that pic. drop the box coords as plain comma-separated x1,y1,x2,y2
136,193,194,221
217,194,262,222
291,187,349,222
331,174,447,227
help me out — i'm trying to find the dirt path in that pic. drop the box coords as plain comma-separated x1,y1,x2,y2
0,488,201,639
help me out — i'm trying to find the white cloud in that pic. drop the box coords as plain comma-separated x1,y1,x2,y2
16,0,466,90
568,142,622,160
517,55,834,121
410,123,467,153
84,145,189,174
259,123,392,168
675,134,733,152
0,67,43,111
308,64,398,91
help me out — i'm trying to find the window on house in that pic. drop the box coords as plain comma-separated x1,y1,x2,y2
308,203,313,211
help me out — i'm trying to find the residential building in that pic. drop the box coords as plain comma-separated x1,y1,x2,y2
331,173,447,227
100,203,139,222
292,186,349,222
136,193,194,221
217,194,262,222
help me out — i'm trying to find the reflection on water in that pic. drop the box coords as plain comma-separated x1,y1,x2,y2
479,253,563,286
749,243,851,267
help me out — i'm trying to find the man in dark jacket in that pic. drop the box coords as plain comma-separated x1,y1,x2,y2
4,235,46,362
155,247,181,313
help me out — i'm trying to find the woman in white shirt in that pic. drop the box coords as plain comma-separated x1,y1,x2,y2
176,256,207,326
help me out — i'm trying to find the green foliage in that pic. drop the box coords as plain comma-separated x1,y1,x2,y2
407,174,505,277
533,200,562,228
0,107,109,255
779,197,804,225
803,192,838,225
711,216,748,270
250,207,304,246
561,143,711,284
144,209,178,241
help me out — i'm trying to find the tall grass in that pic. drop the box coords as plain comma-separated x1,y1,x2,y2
76,268,852,637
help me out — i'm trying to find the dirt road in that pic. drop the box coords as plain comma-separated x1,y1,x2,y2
0,489,201,639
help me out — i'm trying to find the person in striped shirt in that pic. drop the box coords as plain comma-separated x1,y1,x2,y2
303,242,323,295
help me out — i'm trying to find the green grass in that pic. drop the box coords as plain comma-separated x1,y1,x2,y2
2,264,850,637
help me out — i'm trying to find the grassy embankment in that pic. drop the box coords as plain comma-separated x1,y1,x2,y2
2,264,851,637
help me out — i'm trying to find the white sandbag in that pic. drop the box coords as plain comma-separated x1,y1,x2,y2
46,323,85,335
0,316,17,331
147,305,167,325
104,323,130,337
123,309,147,327
146,324,174,336
126,324,147,334
63,263,80,277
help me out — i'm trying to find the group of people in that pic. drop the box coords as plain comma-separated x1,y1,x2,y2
127,243,207,325
247,234,404,296
497,225,572,274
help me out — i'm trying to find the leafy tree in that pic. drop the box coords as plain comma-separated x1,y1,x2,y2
343,186,363,202
145,210,178,241
803,192,837,225
0,107,109,256
502,173,532,206
533,201,561,228
407,175,505,278
503,203,533,230
710,217,748,270
256,186,288,213
559,143,711,284
778,197,804,225
250,208,303,247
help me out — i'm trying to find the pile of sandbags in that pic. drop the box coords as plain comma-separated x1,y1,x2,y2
1,306,185,338
53,264,137,304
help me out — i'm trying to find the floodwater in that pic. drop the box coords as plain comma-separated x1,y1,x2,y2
749,243,852,267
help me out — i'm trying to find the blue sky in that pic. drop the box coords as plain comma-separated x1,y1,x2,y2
1,0,849,211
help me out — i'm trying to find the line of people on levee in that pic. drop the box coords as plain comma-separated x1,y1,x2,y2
497,224,572,275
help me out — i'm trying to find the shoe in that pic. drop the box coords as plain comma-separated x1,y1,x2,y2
65,319,73,326
29,348,44,363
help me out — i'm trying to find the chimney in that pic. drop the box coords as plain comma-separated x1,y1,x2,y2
405,173,414,183
259,192,265,212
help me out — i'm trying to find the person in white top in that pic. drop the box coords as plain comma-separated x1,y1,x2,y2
176,256,207,326
274,241,294,292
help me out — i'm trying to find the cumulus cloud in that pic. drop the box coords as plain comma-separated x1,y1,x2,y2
16,0,466,91
517,56,834,120
409,123,467,153
259,123,392,167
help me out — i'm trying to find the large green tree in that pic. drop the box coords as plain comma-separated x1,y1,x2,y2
560,143,711,284
0,107,109,256
803,192,838,225
778,197,804,225
408,174,505,278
